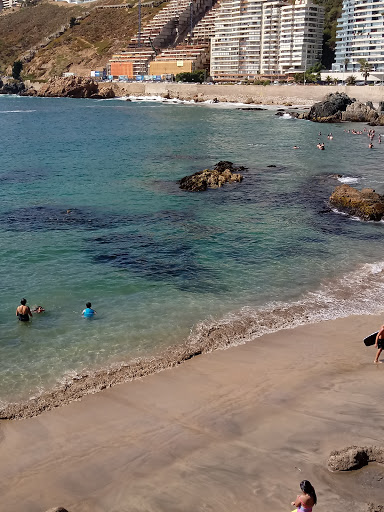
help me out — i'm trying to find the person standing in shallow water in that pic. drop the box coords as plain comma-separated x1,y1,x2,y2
374,324,384,363
291,480,317,512
82,302,96,318
16,298,33,322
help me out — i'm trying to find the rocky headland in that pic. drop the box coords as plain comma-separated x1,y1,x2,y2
330,184,384,221
21,76,115,99
0,78,26,95
179,161,245,192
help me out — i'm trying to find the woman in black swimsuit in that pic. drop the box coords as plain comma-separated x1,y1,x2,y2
16,298,33,322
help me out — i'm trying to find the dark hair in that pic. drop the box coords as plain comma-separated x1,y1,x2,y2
300,480,317,505
20,298,27,305
86,302,91,308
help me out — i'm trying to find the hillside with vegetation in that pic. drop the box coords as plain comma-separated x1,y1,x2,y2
0,0,162,79
314,0,343,68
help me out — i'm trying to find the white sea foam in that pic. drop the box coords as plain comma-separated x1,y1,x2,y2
0,109,36,113
188,261,384,351
338,176,360,184
104,94,309,110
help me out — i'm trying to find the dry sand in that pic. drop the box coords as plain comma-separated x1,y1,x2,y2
0,314,383,512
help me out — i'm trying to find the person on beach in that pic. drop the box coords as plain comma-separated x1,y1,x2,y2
291,480,317,512
16,298,33,322
374,325,384,363
82,302,96,318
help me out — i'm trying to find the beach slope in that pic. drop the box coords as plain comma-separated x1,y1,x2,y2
0,315,383,512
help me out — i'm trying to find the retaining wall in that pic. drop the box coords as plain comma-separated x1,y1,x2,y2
98,82,384,106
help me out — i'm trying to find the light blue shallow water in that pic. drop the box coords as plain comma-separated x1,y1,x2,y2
1,95,384,404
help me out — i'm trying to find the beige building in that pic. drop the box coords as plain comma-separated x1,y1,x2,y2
150,60,194,75
210,0,324,80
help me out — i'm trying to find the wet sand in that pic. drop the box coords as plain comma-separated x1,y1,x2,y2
0,314,383,512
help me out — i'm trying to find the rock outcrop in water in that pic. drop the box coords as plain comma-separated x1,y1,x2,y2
299,92,384,125
179,161,245,192
330,184,384,221
327,446,384,471
306,92,354,122
23,77,115,99
341,101,379,123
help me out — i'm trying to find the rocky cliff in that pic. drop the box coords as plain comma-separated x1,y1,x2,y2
23,76,115,99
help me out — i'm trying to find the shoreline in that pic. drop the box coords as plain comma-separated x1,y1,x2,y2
0,313,383,511
26,81,384,107
3,258,384,420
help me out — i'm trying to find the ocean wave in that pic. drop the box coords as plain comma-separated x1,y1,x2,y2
0,109,36,113
2,261,384,420
100,95,309,110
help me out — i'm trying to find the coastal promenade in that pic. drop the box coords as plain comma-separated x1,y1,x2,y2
95,83,384,105
0,314,383,511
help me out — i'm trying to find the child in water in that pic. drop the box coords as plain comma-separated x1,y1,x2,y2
82,302,96,318
32,306,45,313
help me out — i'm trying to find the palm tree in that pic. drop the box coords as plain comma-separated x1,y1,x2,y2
325,75,332,85
346,75,356,85
344,58,350,72
358,58,373,84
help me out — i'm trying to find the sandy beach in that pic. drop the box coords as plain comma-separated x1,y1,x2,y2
0,313,383,512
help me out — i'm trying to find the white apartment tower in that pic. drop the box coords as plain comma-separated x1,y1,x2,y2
333,0,384,73
279,0,324,73
210,0,324,80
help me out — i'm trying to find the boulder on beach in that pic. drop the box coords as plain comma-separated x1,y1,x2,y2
179,161,245,192
307,92,354,122
327,446,384,471
330,184,384,221
367,504,384,512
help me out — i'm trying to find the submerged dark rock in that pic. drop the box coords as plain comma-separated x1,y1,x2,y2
238,107,267,111
179,161,245,192
330,184,384,221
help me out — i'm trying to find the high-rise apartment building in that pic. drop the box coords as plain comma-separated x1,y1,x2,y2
279,0,324,73
210,0,324,80
333,0,384,73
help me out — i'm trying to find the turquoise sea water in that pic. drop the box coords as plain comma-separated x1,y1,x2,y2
1,94,384,405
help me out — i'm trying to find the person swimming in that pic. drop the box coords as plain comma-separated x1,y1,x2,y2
32,306,45,313
16,298,33,322
82,302,96,318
